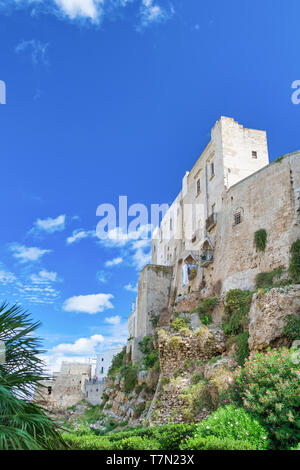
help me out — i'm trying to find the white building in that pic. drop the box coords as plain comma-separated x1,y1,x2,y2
95,346,124,379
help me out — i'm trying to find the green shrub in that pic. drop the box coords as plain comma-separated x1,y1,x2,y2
181,405,269,450
190,372,204,384
108,347,126,375
283,315,300,341
235,331,250,366
80,404,106,424
138,336,153,356
196,297,218,324
144,349,159,369
179,380,215,420
152,423,197,450
289,239,300,283
114,436,160,450
255,266,284,289
172,317,190,331
222,289,253,336
222,348,300,449
254,229,267,252
180,435,257,450
120,366,138,394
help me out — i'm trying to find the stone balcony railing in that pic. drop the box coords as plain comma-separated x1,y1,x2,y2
205,212,217,232
200,250,214,267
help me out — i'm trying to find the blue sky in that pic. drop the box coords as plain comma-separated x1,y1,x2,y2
0,0,299,372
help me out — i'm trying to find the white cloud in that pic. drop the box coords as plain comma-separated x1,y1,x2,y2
15,39,49,65
105,257,123,267
132,246,151,270
9,244,52,263
30,270,60,284
52,334,104,354
104,315,121,325
63,293,114,314
66,229,95,244
32,214,66,234
139,0,173,29
2,1,175,29
42,354,92,374
124,282,138,293
54,0,103,22
96,270,110,283
0,269,16,284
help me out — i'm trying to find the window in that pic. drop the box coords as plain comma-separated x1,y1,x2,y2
101,367,104,374
211,162,215,178
196,179,201,195
234,212,242,225
252,151,258,159
170,218,173,231
192,235,196,243
211,203,216,215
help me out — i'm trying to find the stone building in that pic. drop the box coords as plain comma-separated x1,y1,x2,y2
36,362,92,409
127,116,300,360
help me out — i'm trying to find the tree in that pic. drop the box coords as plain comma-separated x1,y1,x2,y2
0,302,66,449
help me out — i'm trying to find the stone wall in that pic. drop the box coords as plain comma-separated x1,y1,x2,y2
210,153,300,293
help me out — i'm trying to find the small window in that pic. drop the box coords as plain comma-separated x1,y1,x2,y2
192,235,196,243
211,203,216,215
234,212,242,225
252,151,258,159
211,162,215,177
102,358,104,361
170,218,173,231
196,179,201,195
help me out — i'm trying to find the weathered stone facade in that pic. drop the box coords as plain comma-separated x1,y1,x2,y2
127,117,300,360
35,362,91,409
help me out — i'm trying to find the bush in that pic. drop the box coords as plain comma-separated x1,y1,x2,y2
254,229,267,252
181,405,269,450
235,331,250,366
283,315,300,341
172,317,190,331
108,347,126,376
191,372,204,385
114,436,161,450
138,336,153,356
63,423,197,450
222,348,300,449
152,423,197,450
120,366,138,394
144,349,159,369
222,289,253,336
289,239,300,283
197,297,218,324
255,266,284,289
179,380,215,420
180,435,257,450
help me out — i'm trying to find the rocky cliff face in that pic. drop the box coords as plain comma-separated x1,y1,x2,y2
54,284,300,429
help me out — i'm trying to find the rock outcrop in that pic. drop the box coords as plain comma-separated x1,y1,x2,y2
248,285,300,351
158,325,225,376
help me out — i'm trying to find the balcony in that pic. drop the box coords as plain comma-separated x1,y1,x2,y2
200,250,214,267
206,212,217,232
